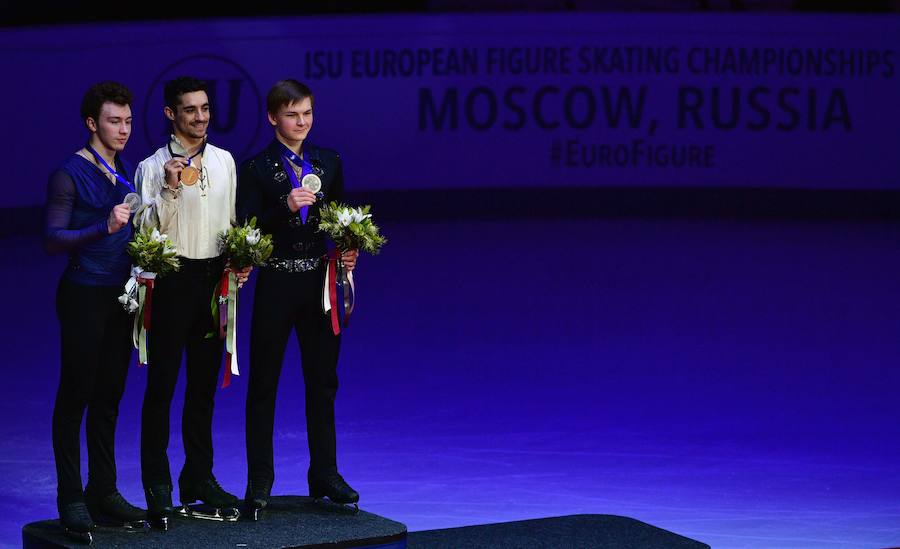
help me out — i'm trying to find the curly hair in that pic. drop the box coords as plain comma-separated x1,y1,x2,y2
80,81,133,125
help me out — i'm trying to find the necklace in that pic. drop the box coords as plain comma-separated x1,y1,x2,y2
198,165,208,196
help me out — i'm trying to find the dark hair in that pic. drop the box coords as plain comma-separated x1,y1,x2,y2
80,81,132,125
267,79,314,114
164,76,207,111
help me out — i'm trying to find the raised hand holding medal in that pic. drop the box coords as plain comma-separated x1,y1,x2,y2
167,136,206,187
163,157,190,189
286,186,317,216
85,144,142,213
279,141,323,224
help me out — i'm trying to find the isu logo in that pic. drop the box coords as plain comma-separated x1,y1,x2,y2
143,54,263,159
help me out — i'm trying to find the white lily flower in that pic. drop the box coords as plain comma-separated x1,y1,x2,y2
350,210,371,223
337,210,353,227
118,292,138,313
246,228,261,245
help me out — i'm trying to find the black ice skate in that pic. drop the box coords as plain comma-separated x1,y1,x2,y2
58,501,94,544
308,470,360,513
85,486,148,530
144,484,175,531
178,475,240,521
242,478,272,522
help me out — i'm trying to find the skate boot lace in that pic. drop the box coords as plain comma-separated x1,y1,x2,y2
106,490,143,514
61,501,93,528
72,504,92,522
207,477,231,499
209,477,222,490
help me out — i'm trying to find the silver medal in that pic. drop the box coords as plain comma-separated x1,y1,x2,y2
123,192,142,213
301,174,322,193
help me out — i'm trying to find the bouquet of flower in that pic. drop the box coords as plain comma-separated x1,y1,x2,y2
317,203,386,336
217,217,273,270
120,227,180,365
212,217,274,387
317,203,386,255
127,227,180,276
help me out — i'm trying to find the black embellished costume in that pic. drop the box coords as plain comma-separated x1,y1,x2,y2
237,139,347,493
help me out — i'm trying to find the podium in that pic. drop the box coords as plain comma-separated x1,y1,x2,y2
24,501,711,548
23,496,407,548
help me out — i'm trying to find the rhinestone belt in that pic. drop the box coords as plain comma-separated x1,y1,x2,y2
262,257,322,273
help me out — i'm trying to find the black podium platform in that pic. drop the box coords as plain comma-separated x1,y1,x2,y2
22,496,408,549
408,514,710,548
24,505,708,548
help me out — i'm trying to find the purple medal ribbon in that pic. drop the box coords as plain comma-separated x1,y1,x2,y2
278,142,315,224
167,139,206,169
87,145,135,192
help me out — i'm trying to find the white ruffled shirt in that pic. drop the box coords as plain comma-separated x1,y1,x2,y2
135,137,236,259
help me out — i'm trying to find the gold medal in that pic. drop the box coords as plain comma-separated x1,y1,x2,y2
301,173,322,194
181,166,200,186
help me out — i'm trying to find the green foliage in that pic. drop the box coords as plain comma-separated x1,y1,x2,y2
127,227,180,275
218,217,274,269
318,203,387,255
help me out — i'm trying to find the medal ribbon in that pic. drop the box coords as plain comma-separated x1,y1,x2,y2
167,138,206,169
277,141,314,173
86,145,136,192
211,268,239,388
334,259,347,327
277,142,314,224
129,270,156,365
322,250,355,335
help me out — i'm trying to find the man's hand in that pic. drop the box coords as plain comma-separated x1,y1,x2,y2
107,202,131,234
225,261,253,288
233,265,253,288
341,249,359,271
163,157,189,189
286,187,316,213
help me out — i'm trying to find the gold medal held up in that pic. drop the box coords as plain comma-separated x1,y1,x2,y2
301,173,322,194
181,165,200,186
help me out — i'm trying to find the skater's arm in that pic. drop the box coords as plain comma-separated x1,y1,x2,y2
43,170,108,254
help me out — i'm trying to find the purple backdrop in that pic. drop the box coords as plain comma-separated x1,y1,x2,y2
1,13,899,208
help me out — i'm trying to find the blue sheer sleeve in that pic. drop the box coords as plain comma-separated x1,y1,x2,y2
43,169,107,255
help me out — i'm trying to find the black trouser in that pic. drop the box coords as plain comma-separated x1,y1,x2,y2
140,257,225,489
53,278,133,506
246,266,341,486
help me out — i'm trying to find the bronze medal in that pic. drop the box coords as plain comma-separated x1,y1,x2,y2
181,166,200,186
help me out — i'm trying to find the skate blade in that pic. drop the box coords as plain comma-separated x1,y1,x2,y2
63,527,93,544
241,505,265,522
313,497,360,515
94,518,150,531
178,504,241,521
148,515,169,531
